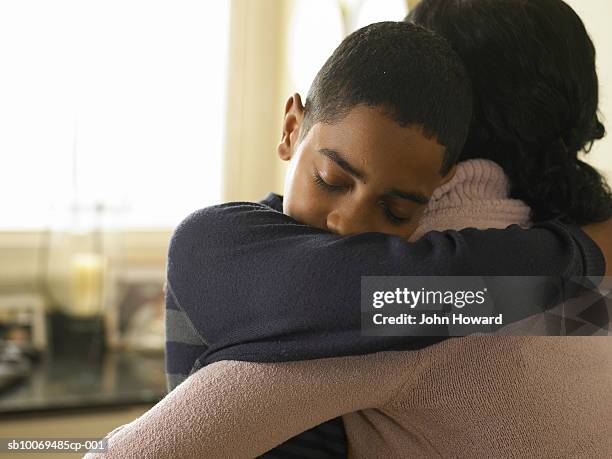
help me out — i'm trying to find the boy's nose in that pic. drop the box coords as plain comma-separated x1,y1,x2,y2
326,205,375,236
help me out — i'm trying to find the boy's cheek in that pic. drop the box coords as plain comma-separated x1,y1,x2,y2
284,179,329,230
287,199,329,231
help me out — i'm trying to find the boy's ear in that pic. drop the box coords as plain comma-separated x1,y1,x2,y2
277,93,305,161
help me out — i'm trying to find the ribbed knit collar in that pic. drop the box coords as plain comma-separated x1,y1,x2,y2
411,159,532,240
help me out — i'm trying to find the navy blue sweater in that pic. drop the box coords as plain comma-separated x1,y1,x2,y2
164,192,604,458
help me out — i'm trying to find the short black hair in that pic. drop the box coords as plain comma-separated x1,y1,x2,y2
408,0,611,224
301,21,472,175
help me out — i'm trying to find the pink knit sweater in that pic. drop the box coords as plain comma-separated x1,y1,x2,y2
409,158,530,240
85,160,612,459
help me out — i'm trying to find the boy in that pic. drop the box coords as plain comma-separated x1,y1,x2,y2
163,21,604,458
167,20,479,387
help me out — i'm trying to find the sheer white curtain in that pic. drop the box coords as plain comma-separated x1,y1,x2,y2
288,0,408,97
0,0,230,230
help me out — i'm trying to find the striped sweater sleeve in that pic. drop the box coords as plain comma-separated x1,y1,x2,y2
167,203,603,367
164,270,348,458
164,281,209,391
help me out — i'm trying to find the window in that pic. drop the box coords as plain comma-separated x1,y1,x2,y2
288,0,408,97
0,0,230,230
353,0,408,30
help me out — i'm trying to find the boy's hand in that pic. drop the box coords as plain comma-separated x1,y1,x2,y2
582,218,612,276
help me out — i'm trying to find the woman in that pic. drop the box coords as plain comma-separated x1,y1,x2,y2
409,0,611,226
86,1,612,457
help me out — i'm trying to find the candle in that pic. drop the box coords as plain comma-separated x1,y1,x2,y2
70,253,105,318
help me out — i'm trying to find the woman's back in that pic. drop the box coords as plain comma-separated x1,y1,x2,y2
345,336,611,457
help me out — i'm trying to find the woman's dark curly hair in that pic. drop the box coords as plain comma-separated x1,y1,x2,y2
408,0,612,224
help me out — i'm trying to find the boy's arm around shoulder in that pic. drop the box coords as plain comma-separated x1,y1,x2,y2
164,202,605,360
169,200,603,283
169,200,602,278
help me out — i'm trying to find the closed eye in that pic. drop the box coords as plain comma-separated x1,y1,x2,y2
378,200,410,225
312,170,349,193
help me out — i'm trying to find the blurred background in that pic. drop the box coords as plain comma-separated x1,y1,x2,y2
0,0,610,456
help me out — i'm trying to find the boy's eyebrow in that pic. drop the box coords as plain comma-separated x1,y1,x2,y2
318,148,366,183
318,148,430,204
383,188,430,204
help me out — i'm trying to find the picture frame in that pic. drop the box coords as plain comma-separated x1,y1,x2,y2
104,267,166,352
0,293,48,351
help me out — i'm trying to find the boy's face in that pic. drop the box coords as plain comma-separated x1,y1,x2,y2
278,94,456,240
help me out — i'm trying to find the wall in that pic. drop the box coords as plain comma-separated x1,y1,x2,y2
565,0,612,180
